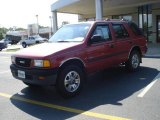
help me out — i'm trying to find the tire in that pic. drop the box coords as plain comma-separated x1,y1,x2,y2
36,41,39,44
125,50,141,71
22,42,27,48
0,49,2,51
56,65,85,98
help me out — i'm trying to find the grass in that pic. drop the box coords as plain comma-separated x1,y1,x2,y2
6,48,20,52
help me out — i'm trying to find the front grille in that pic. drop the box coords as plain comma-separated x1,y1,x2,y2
15,57,31,67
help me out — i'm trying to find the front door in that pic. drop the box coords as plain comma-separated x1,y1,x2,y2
156,15,160,43
86,23,115,73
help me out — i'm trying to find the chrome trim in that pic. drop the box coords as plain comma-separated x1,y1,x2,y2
64,71,80,92
59,57,86,67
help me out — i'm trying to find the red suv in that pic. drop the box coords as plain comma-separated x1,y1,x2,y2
10,20,147,97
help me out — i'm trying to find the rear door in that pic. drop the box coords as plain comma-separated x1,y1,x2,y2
111,23,132,64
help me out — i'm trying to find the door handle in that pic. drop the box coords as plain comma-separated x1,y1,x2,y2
109,44,114,48
129,41,133,44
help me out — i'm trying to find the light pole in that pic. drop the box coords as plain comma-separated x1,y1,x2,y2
49,16,52,36
36,14,39,35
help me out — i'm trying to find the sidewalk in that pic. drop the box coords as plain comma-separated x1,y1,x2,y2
145,43,160,58
6,44,22,50
0,44,22,55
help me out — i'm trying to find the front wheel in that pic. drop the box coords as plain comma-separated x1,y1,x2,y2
22,42,27,48
56,65,84,97
125,50,141,71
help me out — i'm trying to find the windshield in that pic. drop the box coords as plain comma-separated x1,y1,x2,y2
49,23,91,42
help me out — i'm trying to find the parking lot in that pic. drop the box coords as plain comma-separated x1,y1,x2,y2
0,53,160,120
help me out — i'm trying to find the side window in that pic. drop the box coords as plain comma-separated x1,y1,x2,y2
92,25,111,43
129,22,144,36
112,24,129,39
31,37,35,40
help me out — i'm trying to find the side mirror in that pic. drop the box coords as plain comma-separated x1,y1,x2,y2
90,34,102,44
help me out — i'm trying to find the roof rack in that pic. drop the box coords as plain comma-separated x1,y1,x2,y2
104,18,128,21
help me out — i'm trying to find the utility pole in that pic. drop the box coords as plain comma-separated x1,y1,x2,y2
49,16,52,36
36,15,39,35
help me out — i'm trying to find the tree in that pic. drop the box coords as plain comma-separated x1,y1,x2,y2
15,27,26,31
0,33,3,40
0,27,8,40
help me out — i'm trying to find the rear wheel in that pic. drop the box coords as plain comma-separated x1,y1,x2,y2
56,65,84,97
22,42,27,48
36,41,39,44
125,50,141,71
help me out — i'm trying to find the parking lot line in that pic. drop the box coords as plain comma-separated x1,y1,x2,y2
0,92,130,120
138,72,160,98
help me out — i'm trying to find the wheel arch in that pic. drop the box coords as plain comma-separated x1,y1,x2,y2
57,57,87,83
128,46,142,62
59,58,86,71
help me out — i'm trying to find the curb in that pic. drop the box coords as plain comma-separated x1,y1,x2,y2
144,54,160,58
0,52,15,55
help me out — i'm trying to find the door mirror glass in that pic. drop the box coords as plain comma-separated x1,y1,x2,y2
91,34,102,44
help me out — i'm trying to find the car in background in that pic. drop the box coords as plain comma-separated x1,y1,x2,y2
20,35,48,48
1,39,12,45
0,40,7,51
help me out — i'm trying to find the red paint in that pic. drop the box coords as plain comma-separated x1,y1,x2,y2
12,21,147,74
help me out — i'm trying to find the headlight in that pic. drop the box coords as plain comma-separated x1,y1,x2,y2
11,56,15,64
33,60,51,67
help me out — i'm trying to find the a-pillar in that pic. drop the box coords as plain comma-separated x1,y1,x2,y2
95,0,103,20
52,11,58,34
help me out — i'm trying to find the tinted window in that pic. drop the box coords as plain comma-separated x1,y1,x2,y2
129,22,143,35
112,24,129,39
92,25,111,43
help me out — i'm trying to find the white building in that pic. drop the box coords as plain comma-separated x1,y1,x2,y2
51,0,160,43
28,24,51,38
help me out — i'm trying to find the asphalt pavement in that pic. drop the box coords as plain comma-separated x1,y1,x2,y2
0,53,160,120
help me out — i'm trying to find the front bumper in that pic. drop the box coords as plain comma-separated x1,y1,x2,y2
10,64,58,86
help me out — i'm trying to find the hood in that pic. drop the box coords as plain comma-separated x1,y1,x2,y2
15,42,81,57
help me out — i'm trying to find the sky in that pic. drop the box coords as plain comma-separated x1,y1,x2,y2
0,0,78,29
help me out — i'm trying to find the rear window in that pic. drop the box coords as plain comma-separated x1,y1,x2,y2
128,22,144,36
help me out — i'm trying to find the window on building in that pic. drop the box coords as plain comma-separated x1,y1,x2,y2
138,5,152,42
112,24,129,39
112,15,132,21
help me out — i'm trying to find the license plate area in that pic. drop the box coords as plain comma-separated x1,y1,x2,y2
18,70,25,79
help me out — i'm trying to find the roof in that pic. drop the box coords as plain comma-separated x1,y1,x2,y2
51,0,160,18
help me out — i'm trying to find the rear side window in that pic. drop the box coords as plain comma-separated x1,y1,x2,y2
112,24,129,39
128,22,143,36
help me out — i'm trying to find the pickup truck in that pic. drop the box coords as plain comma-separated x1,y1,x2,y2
20,35,48,48
10,20,147,97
